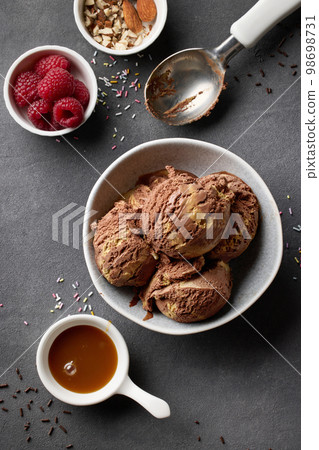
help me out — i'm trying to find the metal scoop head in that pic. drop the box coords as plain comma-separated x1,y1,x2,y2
144,47,228,126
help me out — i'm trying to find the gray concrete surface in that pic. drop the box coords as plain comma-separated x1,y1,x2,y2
0,0,301,449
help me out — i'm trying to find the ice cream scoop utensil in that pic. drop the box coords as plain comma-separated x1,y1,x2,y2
144,0,301,126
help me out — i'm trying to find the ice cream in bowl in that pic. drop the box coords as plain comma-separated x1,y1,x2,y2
83,138,283,335
36,314,170,417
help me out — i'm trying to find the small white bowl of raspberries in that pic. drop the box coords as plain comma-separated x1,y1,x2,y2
4,45,97,136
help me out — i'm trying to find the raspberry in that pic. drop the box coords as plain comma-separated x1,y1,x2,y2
50,116,64,132
34,54,71,78
38,68,75,102
27,99,53,130
73,80,90,108
53,97,84,128
13,71,42,107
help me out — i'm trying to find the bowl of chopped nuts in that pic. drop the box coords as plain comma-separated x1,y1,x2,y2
74,0,167,55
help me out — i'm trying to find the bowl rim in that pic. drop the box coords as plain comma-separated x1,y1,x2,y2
83,138,283,335
73,0,168,56
36,314,130,405
3,45,98,137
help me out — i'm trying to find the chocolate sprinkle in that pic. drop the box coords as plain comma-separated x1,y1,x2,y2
27,403,31,410
20,407,24,417
39,406,44,412
12,395,17,399
278,37,286,48
0,384,8,388
292,71,297,76
220,436,225,444
59,425,67,434
2,407,8,412
197,436,201,441
247,73,252,77
66,445,73,449
19,374,23,380
26,436,31,442
195,420,200,424
266,88,272,94
47,399,53,407
25,387,31,393
48,426,54,436
41,419,50,423
291,64,298,68
255,82,262,86
0,400,3,403
63,410,71,414
234,76,239,82
260,69,265,77
16,389,20,393
54,416,58,424
278,62,285,67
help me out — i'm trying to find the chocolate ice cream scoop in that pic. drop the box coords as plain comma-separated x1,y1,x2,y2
201,172,259,262
144,166,233,259
137,167,197,190
147,260,232,323
123,184,152,211
124,167,198,211
140,254,205,312
93,201,157,287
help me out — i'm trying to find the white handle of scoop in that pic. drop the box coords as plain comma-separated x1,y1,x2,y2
230,0,301,48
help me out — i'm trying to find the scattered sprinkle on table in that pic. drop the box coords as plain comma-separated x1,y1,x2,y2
41,418,50,423
47,399,53,407
24,321,29,326
63,410,72,414
59,425,67,434
2,407,8,412
66,445,73,449
0,384,8,388
197,436,201,441
20,408,23,417
48,426,54,436
26,436,31,442
220,436,225,444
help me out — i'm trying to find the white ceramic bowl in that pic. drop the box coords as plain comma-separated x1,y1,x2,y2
83,138,283,335
3,45,97,137
74,0,167,56
36,314,170,417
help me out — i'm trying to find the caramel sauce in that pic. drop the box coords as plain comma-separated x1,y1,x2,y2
48,325,118,394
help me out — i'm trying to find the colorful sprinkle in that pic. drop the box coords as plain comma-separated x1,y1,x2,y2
24,321,28,326
88,292,93,297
